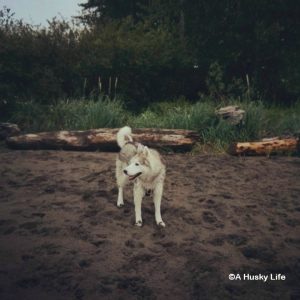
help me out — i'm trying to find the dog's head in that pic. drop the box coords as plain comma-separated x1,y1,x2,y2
123,145,150,181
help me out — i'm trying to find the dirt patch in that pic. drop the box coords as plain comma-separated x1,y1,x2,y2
0,149,299,299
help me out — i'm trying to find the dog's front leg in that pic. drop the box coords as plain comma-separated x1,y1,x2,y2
117,187,124,207
153,182,165,227
133,183,144,226
116,175,127,208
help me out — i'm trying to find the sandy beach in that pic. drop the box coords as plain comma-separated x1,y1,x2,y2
0,148,299,299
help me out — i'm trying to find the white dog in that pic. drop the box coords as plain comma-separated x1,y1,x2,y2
116,126,166,227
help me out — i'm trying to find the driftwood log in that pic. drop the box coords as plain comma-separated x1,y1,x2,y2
0,123,20,140
216,105,245,125
6,128,199,151
228,137,300,156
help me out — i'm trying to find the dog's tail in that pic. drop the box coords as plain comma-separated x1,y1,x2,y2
116,126,133,148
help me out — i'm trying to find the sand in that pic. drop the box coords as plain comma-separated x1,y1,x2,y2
0,147,299,300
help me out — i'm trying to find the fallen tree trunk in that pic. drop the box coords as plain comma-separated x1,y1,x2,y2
6,128,199,151
228,137,300,156
0,123,20,140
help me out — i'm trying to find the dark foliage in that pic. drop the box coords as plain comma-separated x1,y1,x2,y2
0,0,299,117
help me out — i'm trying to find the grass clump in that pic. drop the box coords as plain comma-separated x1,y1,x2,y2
131,99,216,130
263,102,300,136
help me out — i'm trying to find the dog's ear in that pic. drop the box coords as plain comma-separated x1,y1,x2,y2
125,134,133,142
143,146,149,156
137,143,144,153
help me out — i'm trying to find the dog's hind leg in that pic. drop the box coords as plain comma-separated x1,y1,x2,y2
153,182,165,227
133,184,144,226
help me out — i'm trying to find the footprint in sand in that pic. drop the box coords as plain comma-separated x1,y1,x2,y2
0,219,17,235
19,221,40,230
208,236,225,246
78,259,92,268
241,246,275,263
226,234,248,246
16,277,40,288
32,212,46,218
202,211,224,228
21,254,35,261
125,239,145,248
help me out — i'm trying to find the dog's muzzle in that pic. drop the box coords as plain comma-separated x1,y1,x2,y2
124,170,142,181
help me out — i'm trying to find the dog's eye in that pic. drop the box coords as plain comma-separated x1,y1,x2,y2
135,163,139,166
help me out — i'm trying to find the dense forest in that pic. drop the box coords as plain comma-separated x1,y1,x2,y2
0,0,299,118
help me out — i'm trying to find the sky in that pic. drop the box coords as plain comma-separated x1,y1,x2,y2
0,0,83,26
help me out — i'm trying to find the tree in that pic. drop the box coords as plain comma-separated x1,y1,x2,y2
79,0,147,24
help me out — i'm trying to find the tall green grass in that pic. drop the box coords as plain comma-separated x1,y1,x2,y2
262,102,300,136
10,97,127,132
130,99,216,130
7,97,300,152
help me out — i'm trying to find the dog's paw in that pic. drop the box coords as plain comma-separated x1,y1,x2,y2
157,221,166,228
117,203,124,208
134,220,143,227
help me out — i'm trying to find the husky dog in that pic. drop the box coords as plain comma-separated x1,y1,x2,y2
116,126,166,227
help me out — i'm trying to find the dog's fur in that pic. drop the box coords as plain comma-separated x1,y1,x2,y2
116,126,166,227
